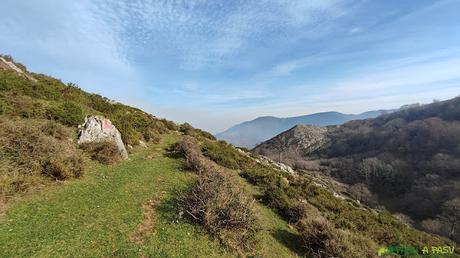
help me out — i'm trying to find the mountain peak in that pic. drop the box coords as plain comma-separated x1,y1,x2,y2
217,110,389,148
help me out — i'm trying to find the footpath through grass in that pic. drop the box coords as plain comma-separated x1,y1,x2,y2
0,134,299,257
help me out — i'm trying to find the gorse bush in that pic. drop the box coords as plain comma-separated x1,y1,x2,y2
201,140,250,170
80,141,122,165
47,101,85,126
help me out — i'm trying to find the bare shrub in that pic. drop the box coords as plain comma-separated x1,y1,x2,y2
296,216,377,258
0,118,85,198
285,201,321,224
43,156,85,180
179,170,259,253
80,141,122,165
421,219,446,236
172,136,213,172
348,183,378,206
392,213,415,227
439,198,460,241
40,120,71,140
293,160,320,171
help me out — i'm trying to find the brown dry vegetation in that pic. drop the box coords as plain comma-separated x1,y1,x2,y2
179,171,259,254
0,118,85,204
170,135,214,173
80,141,122,165
296,215,377,257
173,136,260,254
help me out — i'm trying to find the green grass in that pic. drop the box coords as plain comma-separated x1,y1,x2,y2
0,134,299,257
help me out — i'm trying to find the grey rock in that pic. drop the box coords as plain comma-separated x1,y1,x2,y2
252,124,330,166
139,140,148,148
77,115,128,159
255,155,295,175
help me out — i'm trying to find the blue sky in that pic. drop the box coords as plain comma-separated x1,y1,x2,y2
1,0,460,133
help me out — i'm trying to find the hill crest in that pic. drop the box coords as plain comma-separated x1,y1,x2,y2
216,110,389,148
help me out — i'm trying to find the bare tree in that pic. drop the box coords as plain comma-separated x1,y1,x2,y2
439,198,460,239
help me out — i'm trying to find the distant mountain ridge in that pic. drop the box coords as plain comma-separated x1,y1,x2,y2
216,110,390,148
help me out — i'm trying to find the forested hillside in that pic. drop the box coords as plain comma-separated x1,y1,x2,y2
253,97,460,243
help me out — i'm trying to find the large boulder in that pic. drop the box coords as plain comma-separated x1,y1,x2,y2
77,116,128,159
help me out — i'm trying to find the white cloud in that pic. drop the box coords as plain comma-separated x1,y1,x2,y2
86,0,355,70
349,27,362,34
270,54,334,76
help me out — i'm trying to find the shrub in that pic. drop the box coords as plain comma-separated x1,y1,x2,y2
179,170,259,253
348,183,378,206
0,118,85,198
47,101,85,126
2,94,45,119
201,140,248,170
179,123,194,135
142,129,161,144
263,185,290,214
80,141,122,165
421,219,446,236
178,122,216,140
42,156,85,180
40,120,70,140
196,129,216,140
173,136,260,253
240,164,281,189
160,118,178,131
296,216,377,258
112,117,141,145
171,136,213,172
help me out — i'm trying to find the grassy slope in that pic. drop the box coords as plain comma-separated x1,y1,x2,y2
0,134,298,257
